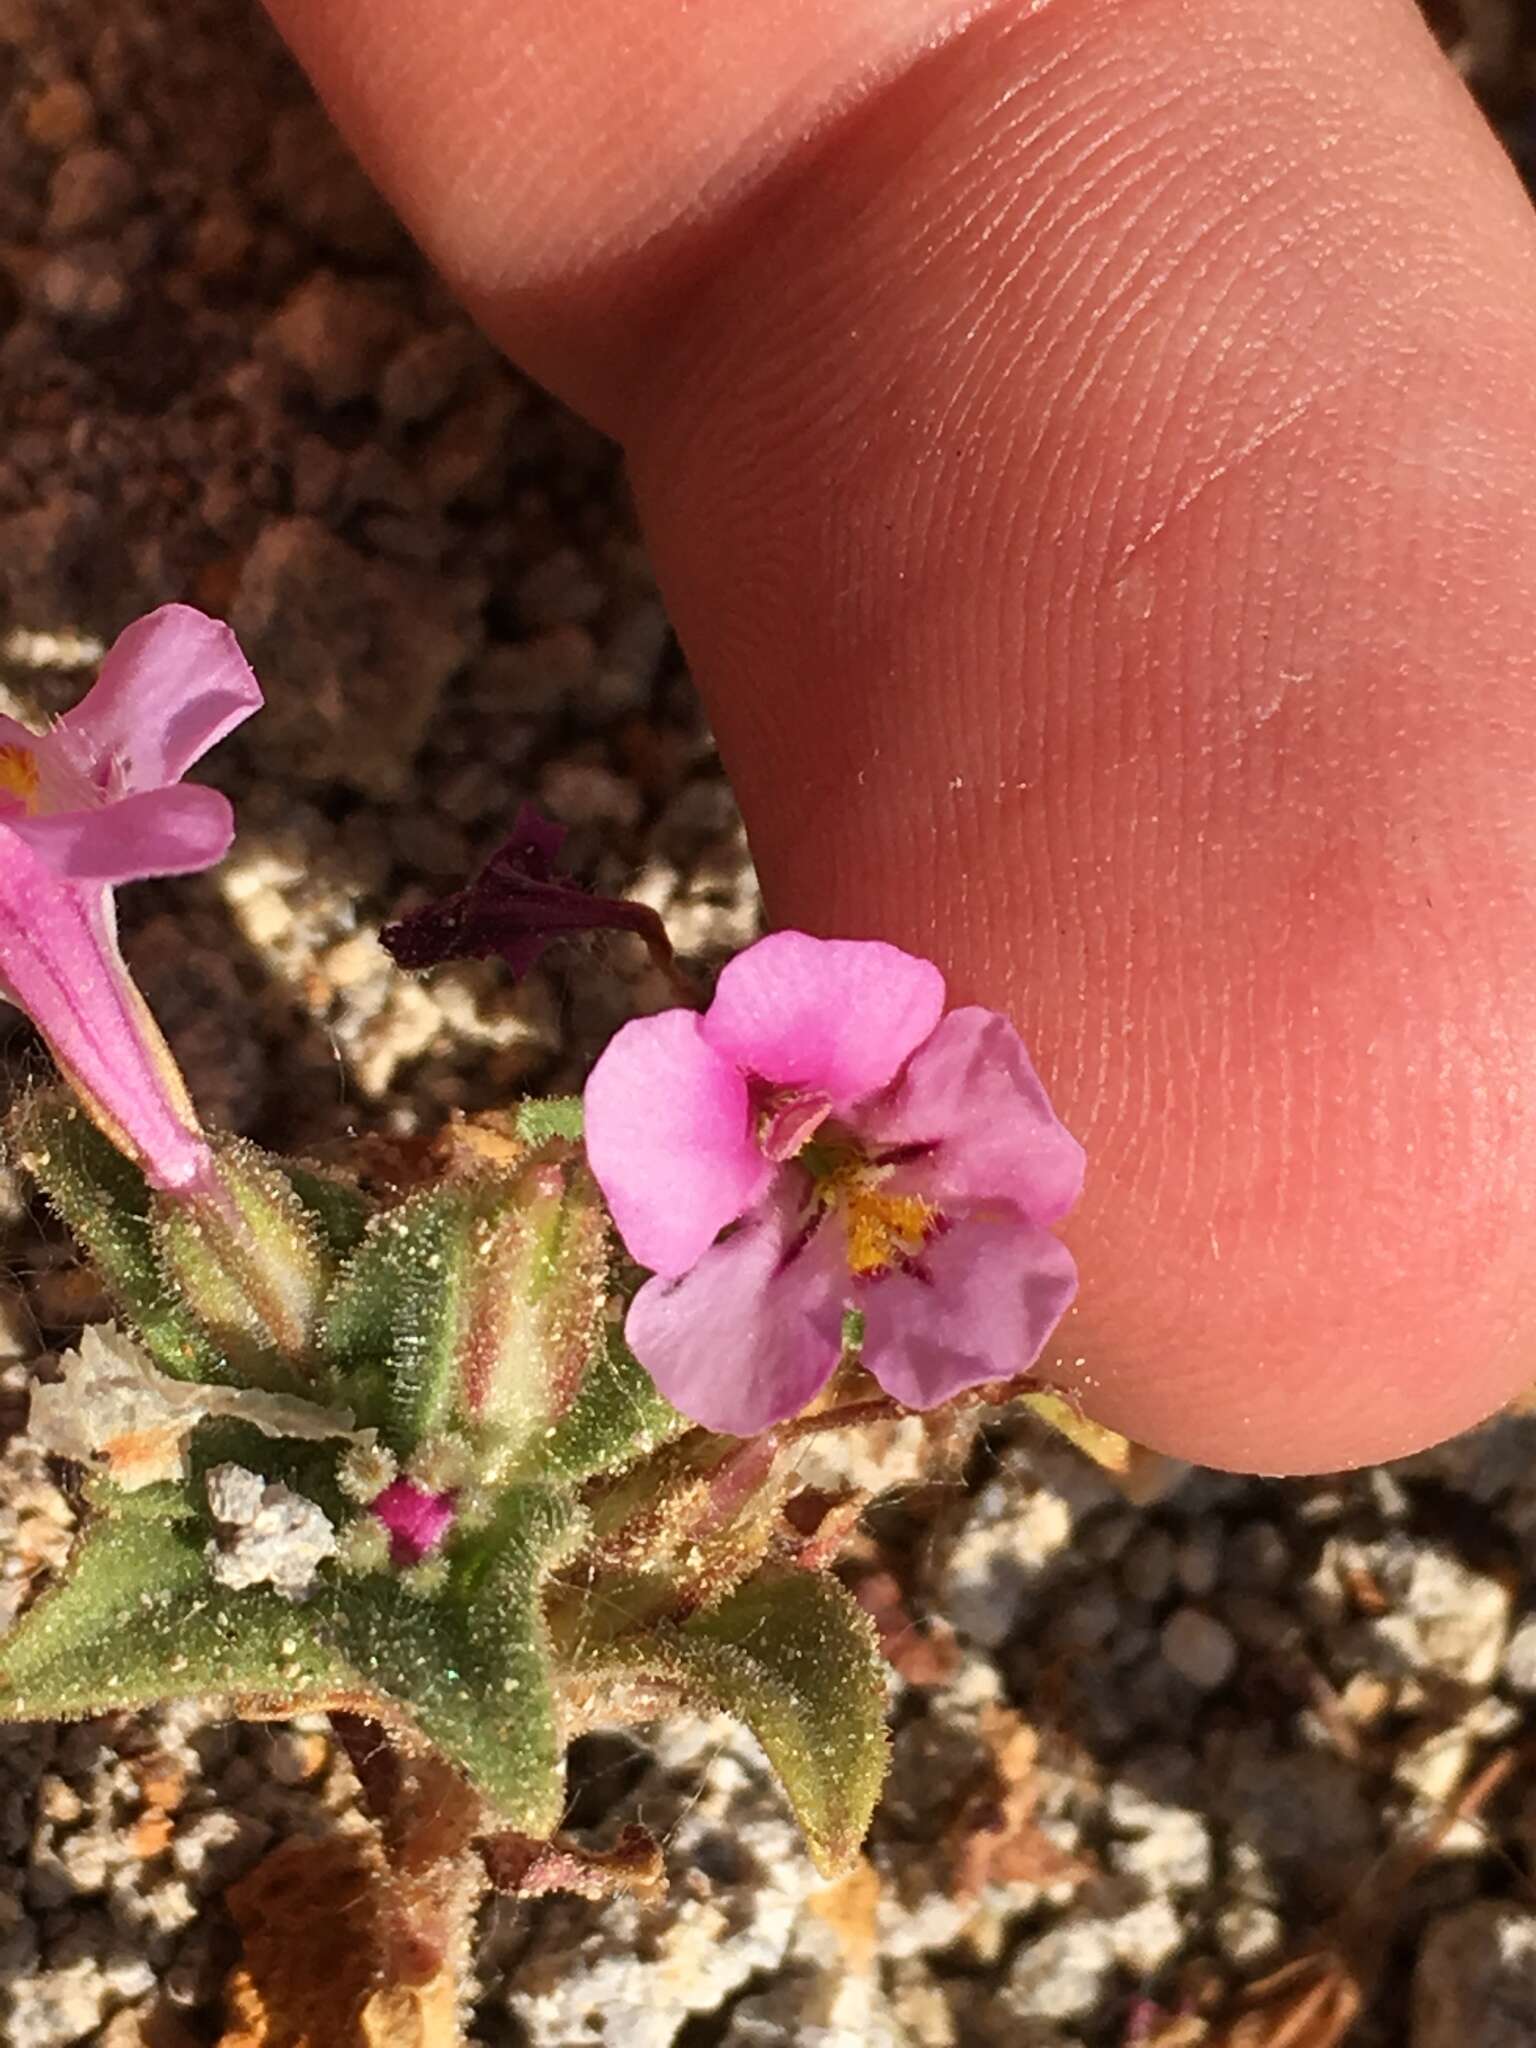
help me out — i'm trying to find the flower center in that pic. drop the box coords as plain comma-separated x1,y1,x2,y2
0,743,40,815
806,1146,936,1277
779,1106,943,1278
839,1184,936,1277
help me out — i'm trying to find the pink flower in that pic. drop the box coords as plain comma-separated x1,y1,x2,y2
373,1478,457,1566
0,605,261,1192
584,932,1084,1434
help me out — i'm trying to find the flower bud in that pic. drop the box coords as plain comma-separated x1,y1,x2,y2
153,1136,328,1373
453,1158,609,1476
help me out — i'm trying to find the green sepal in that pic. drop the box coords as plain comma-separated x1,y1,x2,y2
328,1485,580,1832
7,1091,227,1383
319,1184,474,1451
565,1569,889,1875
455,1162,608,1470
0,1509,347,1722
581,1429,790,1611
152,1135,330,1374
514,1097,584,1145
320,1162,614,1475
533,1328,686,1485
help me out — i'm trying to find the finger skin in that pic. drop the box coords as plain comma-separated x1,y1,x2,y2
265,0,1536,1470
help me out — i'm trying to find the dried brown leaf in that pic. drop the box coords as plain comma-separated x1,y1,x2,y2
482,1821,664,1901
805,1859,882,1973
29,1323,359,1489
1216,1952,1363,2048
852,1568,960,1687
945,1707,1094,1900
1190,1747,1522,2048
218,1833,462,2048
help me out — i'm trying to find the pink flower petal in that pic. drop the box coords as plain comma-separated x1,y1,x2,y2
373,1478,457,1565
58,605,261,793
758,1089,833,1163
859,1209,1078,1409
584,1009,774,1278
859,1007,1084,1224
6,786,235,883
702,931,945,1111
624,1179,847,1433
0,836,213,1191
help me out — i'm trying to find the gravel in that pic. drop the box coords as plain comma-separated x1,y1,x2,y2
1157,1607,1239,1691
2,0,1536,2044
1412,1900,1536,2048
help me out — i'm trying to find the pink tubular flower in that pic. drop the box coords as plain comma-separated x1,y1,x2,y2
584,932,1084,1435
0,606,261,1192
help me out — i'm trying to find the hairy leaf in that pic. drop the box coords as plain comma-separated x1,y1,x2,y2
330,1486,580,1832
679,1573,889,1873
320,1186,474,1450
567,1569,889,1875
0,1507,347,1721
514,1097,584,1145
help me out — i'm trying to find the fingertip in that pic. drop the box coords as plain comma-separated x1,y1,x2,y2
261,0,1536,1473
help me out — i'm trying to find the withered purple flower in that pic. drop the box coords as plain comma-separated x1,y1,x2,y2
381,805,676,983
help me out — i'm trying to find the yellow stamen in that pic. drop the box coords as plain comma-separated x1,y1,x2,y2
841,1186,936,1277
0,743,40,812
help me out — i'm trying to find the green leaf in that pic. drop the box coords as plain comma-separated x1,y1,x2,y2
8,1092,227,1383
0,1510,347,1722
567,1570,889,1875
281,1164,374,1258
1,1462,580,1831
328,1485,580,1832
319,1186,474,1450
679,1573,889,1874
534,1328,686,1485
84,1475,194,1524
514,1097,584,1145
